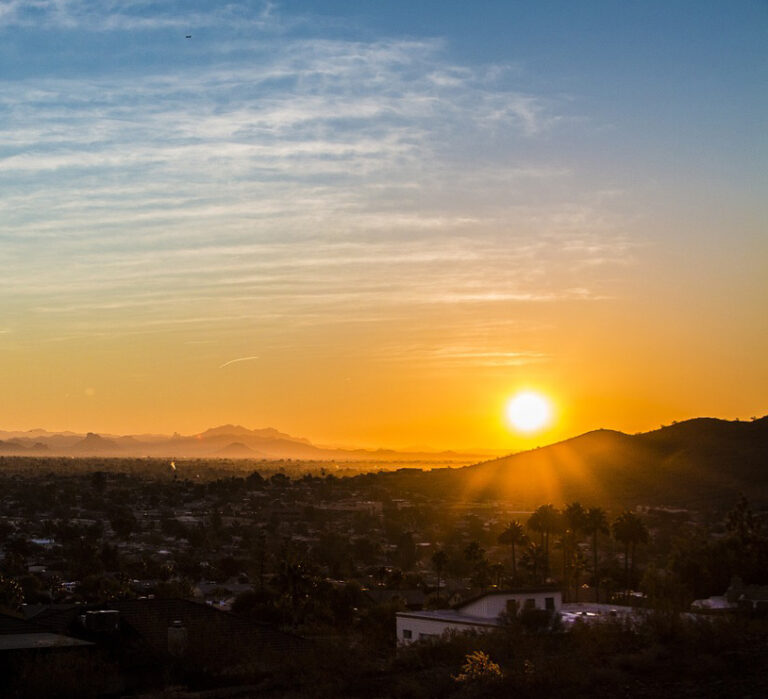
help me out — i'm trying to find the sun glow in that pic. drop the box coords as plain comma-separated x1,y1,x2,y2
505,391,553,433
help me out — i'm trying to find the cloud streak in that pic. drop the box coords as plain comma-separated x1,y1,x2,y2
219,355,260,369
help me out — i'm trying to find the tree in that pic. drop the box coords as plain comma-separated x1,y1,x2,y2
245,471,266,490
490,562,505,588
463,540,485,566
727,495,759,543
109,509,137,540
431,549,448,602
269,472,291,489
612,511,649,596
453,651,502,684
276,559,313,626
0,574,23,611
520,541,547,584
249,530,268,590
498,520,527,582
556,529,579,601
561,503,587,598
564,502,587,534
584,506,609,602
527,505,561,578
395,531,417,571
89,471,107,494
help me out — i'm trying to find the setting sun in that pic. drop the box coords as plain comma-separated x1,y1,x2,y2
506,391,553,433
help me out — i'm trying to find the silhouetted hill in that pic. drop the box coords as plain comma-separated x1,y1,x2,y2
198,425,310,444
446,417,768,508
0,440,49,454
0,425,488,462
0,440,28,454
69,433,122,455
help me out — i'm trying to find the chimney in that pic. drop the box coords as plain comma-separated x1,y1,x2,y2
167,619,188,658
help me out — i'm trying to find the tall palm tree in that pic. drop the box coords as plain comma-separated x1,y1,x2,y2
555,529,579,601
584,507,609,602
612,511,649,597
562,503,587,600
564,502,587,535
490,562,505,588
528,505,561,579
431,549,448,602
276,559,312,626
498,520,527,582
520,541,546,584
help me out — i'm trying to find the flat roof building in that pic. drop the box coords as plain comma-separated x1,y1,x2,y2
396,587,561,644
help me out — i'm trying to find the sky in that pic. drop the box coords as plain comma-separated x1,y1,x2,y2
1,0,766,451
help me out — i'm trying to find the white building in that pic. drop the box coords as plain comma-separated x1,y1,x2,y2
396,588,562,644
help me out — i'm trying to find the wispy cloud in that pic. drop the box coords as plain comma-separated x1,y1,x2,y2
0,15,630,358
0,0,282,32
424,347,551,368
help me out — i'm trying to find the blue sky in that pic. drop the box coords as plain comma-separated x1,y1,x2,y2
0,1,766,446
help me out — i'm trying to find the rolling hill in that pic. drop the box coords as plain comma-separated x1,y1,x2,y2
411,417,768,508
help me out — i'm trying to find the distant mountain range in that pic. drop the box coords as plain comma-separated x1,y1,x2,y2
393,416,768,508
0,424,490,462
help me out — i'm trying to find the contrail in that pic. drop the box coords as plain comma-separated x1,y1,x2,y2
219,355,260,369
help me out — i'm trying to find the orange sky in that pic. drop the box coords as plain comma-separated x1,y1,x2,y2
1,3,766,451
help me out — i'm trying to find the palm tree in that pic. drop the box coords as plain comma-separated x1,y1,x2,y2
564,502,587,534
463,540,485,566
528,505,561,578
498,521,527,582
520,541,547,584
612,511,649,598
464,541,488,590
276,559,312,625
556,529,579,601
490,562,505,588
561,503,587,599
471,558,492,591
584,507,609,602
431,549,448,602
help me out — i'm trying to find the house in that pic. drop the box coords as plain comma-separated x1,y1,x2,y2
28,598,309,692
725,576,768,612
396,587,562,644
0,612,96,696
0,611,93,653
692,576,768,614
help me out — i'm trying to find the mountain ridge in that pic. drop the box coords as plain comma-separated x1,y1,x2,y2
434,416,768,507
0,424,491,461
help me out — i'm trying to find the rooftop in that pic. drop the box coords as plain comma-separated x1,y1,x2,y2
0,632,93,651
397,609,501,627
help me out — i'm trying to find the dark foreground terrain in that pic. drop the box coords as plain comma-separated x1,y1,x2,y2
0,416,766,696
